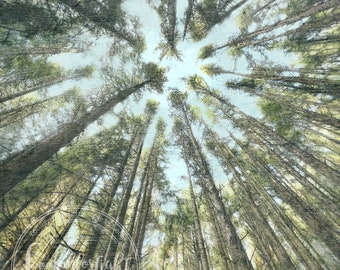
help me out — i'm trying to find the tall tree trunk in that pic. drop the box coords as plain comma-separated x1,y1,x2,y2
0,79,152,197
177,103,253,270
81,129,139,270
187,172,210,270
0,74,83,103
205,127,297,269
103,134,145,266
215,0,336,50
196,86,340,194
119,150,155,270
119,171,145,270
135,165,154,259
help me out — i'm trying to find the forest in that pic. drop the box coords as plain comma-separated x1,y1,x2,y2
0,0,339,269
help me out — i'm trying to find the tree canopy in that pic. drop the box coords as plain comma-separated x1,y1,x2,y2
0,0,339,269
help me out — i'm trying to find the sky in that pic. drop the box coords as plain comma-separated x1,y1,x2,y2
45,0,257,209
46,0,299,212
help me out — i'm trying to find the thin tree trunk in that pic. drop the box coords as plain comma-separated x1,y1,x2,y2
178,104,253,270
119,168,147,270
215,0,336,51
206,128,297,269
81,130,138,270
187,172,210,270
0,74,81,103
0,79,152,197
103,133,145,266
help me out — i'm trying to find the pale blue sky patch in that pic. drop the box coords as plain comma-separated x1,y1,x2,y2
44,0,302,214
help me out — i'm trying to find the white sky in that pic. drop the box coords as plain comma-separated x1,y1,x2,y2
47,0,299,212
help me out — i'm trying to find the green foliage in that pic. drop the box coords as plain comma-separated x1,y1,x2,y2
6,55,63,78
228,46,243,58
285,0,310,16
225,78,256,89
258,99,301,142
236,6,253,33
145,99,160,116
169,89,188,109
200,64,224,76
0,1,67,40
186,74,208,90
141,62,168,92
189,19,208,41
198,44,216,59
205,107,217,124
74,65,94,78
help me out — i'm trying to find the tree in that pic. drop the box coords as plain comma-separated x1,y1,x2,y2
188,0,247,41
199,0,337,58
0,62,167,198
121,119,168,270
0,1,70,40
170,90,253,270
187,174,211,270
59,0,145,50
150,0,182,60
0,65,93,104
187,75,340,261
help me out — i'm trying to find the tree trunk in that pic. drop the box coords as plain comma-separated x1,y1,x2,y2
187,172,210,270
119,167,148,270
81,129,138,270
103,132,145,266
0,79,152,197
206,128,297,269
0,74,81,104
216,0,336,50
178,104,253,270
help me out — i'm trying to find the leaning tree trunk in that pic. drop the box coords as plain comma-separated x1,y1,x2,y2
187,167,211,270
103,133,145,266
0,79,152,197
81,129,139,270
215,0,336,51
179,105,253,270
206,127,297,269
0,73,83,103
231,133,340,262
